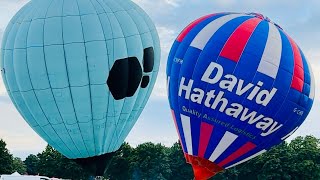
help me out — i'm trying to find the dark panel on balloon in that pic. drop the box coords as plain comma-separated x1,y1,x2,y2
143,47,154,73
141,76,150,88
127,57,143,97
107,59,129,100
107,57,143,100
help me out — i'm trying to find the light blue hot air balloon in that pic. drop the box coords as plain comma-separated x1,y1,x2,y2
0,0,160,176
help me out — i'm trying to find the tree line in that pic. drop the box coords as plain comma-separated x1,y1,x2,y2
1,135,320,180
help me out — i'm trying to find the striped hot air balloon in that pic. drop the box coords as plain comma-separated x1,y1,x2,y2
167,12,314,180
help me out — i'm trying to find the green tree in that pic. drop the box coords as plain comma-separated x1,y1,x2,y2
286,136,320,180
12,157,27,174
167,142,193,180
212,168,239,180
56,156,89,180
0,139,13,174
17,135,320,180
131,142,171,180
37,145,89,179
37,145,60,177
212,136,320,180
105,143,134,180
257,142,293,180
24,154,39,175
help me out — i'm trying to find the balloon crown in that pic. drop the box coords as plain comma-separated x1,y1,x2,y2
247,12,283,30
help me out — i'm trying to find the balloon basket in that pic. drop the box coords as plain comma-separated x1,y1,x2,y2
185,154,224,180
75,152,116,177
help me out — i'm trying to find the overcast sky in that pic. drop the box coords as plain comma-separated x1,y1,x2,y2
0,0,319,159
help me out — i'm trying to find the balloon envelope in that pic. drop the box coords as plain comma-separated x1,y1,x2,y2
1,0,160,175
167,12,314,179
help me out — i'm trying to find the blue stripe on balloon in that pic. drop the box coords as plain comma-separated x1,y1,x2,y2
204,126,227,160
234,20,269,80
214,21,308,167
214,136,250,166
300,48,311,97
264,98,307,151
241,29,299,155
168,14,231,155
174,13,229,59
173,111,188,153
269,98,306,145
167,13,228,77
177,47,203,155
276,30,295,76
172,48,203,154
190,115,201,156
215,21,269,145
222,147,264,168
262,29,294,119
173,16,229,155
230,98,306,167
241,72,276,143
192,15,254,92
186,16,253,156
166,41,180,78
179,16,253,158
190,15,253,117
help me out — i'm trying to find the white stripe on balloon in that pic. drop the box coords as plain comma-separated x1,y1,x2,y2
181,114,193,155
190,14,243,50
257,22,282,79
209,131,238,162
225,149,267,169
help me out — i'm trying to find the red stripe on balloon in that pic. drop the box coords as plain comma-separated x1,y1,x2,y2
198,122,214,158
176,14,216,42
220,18,262,62
218,142,256,167
171,110,186,153
288,36,304,92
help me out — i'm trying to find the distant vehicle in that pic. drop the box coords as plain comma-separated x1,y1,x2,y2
0,175,50,180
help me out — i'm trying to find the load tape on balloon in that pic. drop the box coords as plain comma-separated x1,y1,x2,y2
167,12,314,178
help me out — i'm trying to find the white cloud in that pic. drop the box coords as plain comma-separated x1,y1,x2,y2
157,26,177,55
306,49,320,63
0,41,6,97
126,99,178,147
305,49,320,100
0,21,5,98
164,0,181,7
0,0,29,28
152,26,177,99
0,1,28,96
0,102,46,158
133,0,181,7
0,77,6,96
0,129,46,154
285,49,320,141
132,0,180,21
214,0,237,7
0,28,3,40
